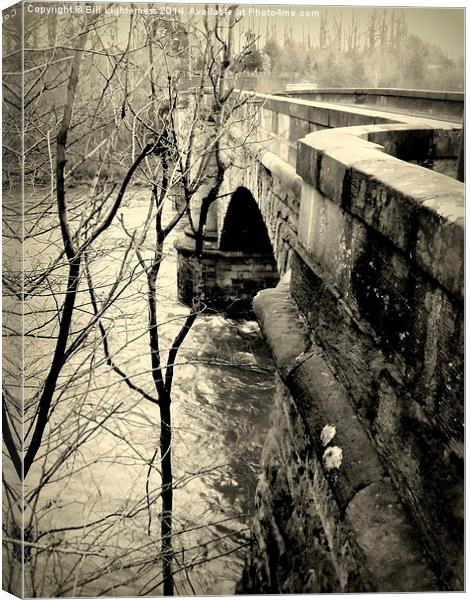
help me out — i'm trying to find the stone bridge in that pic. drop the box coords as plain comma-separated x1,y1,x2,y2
175,88,464,592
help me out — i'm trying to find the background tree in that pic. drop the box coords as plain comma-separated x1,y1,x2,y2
263,36,281,73
239,8,463,91
242,47,264,72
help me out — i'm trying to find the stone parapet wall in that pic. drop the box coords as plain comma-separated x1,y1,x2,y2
175,91,464,590
279,87,464,119
286,123,464,588
238,92,462,175
297,126,464,297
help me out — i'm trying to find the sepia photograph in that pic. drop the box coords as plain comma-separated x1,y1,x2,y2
1,1,465,596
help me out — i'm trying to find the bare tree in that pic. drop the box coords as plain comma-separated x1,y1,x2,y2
2,10,170,594
3,5,262,597
83,7,262,594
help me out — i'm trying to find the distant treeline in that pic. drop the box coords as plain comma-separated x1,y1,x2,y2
239,11,464,91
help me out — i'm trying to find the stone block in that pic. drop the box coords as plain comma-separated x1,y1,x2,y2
296,139,320,188
277,139,291,163
297,184,358,294
261,107,275,133
288,116,311,142
289,101,330,127
268,136,281,158
348,159,425,254
277,113,290,139
262,96,291,116
296,129,384,190
430,158,458,178
271,110,279,133
415,193,464,298
420,287,464,453
297,182,315,250
327,106,378,129
433,128,462,158
287,144,297,167
347,157,464,295
346,482,434,592
319,147,377,205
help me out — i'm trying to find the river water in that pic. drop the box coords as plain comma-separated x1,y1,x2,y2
15,186,275,596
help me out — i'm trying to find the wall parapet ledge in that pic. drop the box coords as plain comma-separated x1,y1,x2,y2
280,87,464,102
277,87,464,119
259,151,302,195
253,281,437,592
296,124,464,300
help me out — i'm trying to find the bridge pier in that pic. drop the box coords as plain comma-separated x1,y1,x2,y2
175,230,279,317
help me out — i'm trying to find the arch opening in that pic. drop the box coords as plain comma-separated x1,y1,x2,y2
176,186,281,317
219,187,274,254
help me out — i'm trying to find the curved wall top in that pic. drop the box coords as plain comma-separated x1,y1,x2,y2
276,87,464,120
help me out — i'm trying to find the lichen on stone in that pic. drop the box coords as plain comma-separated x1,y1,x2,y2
320,424,336,447
323,446,343,471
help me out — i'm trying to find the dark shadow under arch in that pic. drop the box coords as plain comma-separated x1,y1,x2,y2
219,187,274,254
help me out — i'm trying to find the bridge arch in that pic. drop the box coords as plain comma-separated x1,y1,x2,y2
176,185,280,316
219,186,274,254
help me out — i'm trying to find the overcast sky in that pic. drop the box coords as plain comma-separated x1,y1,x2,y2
403,8,464,58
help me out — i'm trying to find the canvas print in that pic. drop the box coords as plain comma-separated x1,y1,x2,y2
1,1,464,596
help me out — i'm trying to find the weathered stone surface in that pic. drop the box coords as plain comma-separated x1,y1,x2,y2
297,126,464,298
415,193,464,298
349,159,430,253
297,183,358,295
240,383,373,594
319,144,392,204
175,233,279,317
291,352,439,592
295,138,320,188
290,247,463,590
289,99,331,127
433,128,462,157
345,482,435,592
241,284,437,593
288,115,312,142
260,107,274,133
253,280,310,379
297,130,383,189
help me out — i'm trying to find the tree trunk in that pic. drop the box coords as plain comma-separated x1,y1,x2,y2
159,398,174,596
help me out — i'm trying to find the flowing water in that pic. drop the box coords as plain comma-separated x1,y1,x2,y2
12,186,275,596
